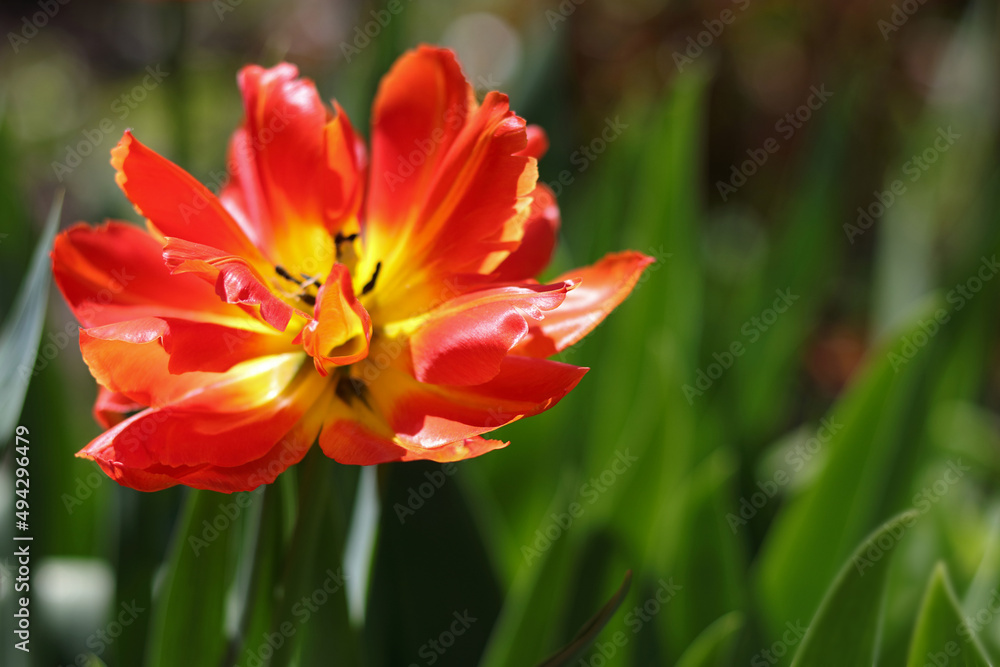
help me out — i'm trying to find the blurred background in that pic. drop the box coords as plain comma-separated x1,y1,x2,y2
1,0,999,665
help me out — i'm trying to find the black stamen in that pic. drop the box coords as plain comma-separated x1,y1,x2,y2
299,273,323,288
361,261,381,296
275,265,301,285
300,293,316,307
335,232,358,261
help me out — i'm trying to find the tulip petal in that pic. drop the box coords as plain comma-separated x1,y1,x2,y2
362,352,587,448
93,387,143,429
221,64,365,276
80,388,329,493
294,264,372,375
490,184,560,282
111,131,265,264
365,46,538,321
163,237,303,332
51,221,254,328
519,125,549,159
514,251,656,357
404,279,575,386
78,354,323,470
318,386,508,465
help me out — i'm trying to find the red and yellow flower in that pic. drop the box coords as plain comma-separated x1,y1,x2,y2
52,46,652,492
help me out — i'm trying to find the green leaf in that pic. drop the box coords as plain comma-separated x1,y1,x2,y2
756,301,941,636
788,511,919,667
674,611,744,667
906,563,992,667
0,190,61,447
536,570,632,666
146,489,242,667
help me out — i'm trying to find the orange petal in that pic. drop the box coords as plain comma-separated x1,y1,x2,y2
294,264,372,375
362,352,587,448
518,125,549,159
111,131,266,264
51,221,253,328
490,184,560,282
406,279,575,386
93,387,143,429
221,65,365,274
78,354,323,471
318,384,508,465
80,387,329,493
163,237,304,331
365,47,538,321
514,251,656,357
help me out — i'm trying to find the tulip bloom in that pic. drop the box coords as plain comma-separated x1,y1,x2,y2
52,46,652,492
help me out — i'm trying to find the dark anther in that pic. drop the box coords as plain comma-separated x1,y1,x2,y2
361,261,382,296
300,293,316,307
335,232,358,246
336,375,372,410
275,265,301,284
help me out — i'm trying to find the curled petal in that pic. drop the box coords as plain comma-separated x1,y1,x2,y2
363,352,587,448
518,125,549,159
514,251,656,357
51,221,249,328
93,387,143,429
80,389,329,493
294,264,372,375
365,47,538,321
78,354,323,471
163,237,302,332
405,280,576,386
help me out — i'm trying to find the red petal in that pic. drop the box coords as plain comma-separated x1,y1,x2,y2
93,387,143,429
163,237,302,331
80,388,329,493
111,131,265,264
51,221,251,328
407,280,575,386
518,125,549,159
221,65,366,275
490,184,560,282
364,352,587,447
294,264,372,375
318,387,508,465
514,251,656,357
78,354,323,471
365,47,538,322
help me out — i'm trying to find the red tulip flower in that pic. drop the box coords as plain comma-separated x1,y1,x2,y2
52,46,653,492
